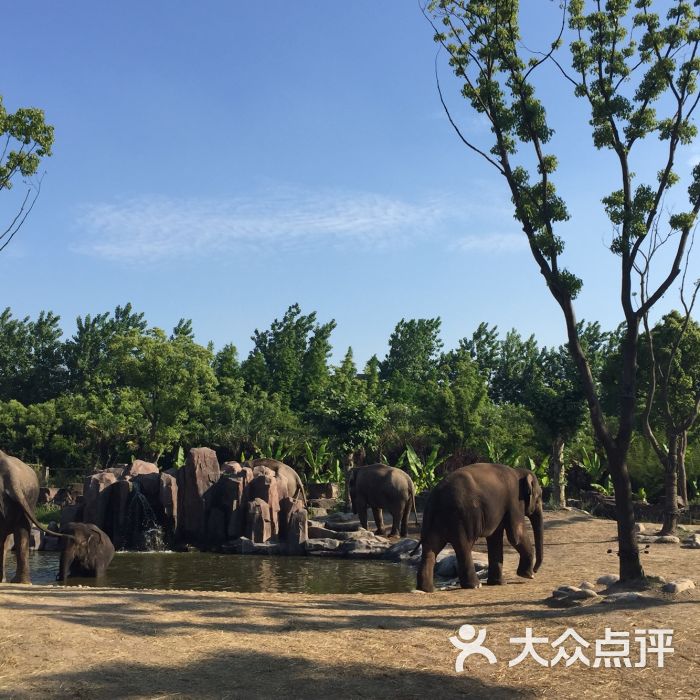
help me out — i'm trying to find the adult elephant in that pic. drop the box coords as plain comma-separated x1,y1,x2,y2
57,522,115,581
243,458,306,504
0,449,67,583
347,463,417,538
416,463,544,592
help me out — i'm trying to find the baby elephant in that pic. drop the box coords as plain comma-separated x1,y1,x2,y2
347,463,417,538
57,522,115,581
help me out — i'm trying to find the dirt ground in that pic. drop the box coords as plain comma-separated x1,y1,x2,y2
0,510,698,700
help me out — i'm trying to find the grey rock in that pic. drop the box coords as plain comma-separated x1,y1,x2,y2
682,534,700,549
580,581,596,591
325,511,355,523
638,534,680,544
308,507,328,518
305,537,343,553
602,591,646,603
597,574,620,586
383,538,420,562
434,555,488,579
662,579,695,594
341,538,390,558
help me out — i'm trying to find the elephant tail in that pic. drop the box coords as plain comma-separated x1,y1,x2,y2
11,486,73,540
412,489,419,527
296,477,307,506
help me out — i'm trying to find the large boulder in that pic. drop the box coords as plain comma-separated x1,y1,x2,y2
279,497,305,541
246,498,273,543
248,471,280,537
217,473,247,539
105,479,132,550
82,472,117,529
125,460,159,477
286,508,308,555
159,472,178,545
177,447,220,546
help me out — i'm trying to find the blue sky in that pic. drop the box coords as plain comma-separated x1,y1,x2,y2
2,1,698,366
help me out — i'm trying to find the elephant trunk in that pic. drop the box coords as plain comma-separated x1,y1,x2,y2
529,506,544,573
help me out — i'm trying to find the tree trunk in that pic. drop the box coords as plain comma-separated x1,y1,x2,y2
607,450,645,581
677,431,688,508
548,436,566,508
659,435,680,536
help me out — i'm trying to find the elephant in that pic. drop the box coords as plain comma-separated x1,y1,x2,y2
347,463,417,538
0,449,67,583
416,462,544,592
243,458,307,504
57,522,115,581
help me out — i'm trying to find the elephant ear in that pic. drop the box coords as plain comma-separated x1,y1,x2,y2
519,472,536,515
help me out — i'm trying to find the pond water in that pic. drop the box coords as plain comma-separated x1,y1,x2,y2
7,551,416,594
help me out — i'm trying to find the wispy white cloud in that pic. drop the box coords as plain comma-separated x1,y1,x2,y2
74,182,525,262
75,187,449,262
451,232,527,253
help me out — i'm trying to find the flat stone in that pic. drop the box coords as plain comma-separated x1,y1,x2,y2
682,534,700,549
383,539,420,562
223,537,256,554
662,579,695,594
341,539,390,558
305,537,342,553
434,555,488,579
580,581,596,590
597,574,620,586
638,535,680,544
602,591,646,603
324,512,355,522
308,507,328,518
308,498,337,510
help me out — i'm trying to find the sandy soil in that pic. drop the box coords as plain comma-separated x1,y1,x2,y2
0,510,698,699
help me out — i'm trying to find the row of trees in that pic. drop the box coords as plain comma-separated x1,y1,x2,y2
1,302,697,521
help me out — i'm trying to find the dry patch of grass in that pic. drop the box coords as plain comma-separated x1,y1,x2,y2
0,510,697,699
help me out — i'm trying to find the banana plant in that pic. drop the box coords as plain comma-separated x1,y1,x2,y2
303,439,331,483
398,444,444,492
484,440,524,467
527,456,550,488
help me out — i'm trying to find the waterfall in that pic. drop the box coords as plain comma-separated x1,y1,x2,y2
127,481,165,551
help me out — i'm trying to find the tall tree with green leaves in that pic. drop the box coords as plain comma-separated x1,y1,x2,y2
641,308,700,534
0,95,54,252
241,304,336,410
426,0,700,580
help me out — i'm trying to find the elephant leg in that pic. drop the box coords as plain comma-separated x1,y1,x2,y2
399,501,410,538
357,502,369,530
388,506,402,538
0,532,7,583
452,533,481,589
417,535,445,593
372,507,385,536
486,525,505,585
506,517,535,579
11,522,31,584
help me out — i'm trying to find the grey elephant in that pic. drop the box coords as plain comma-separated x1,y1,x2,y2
415,462,544,592
243,458,307,504
57,522,115,581
0,449,66,583
347,463,417,538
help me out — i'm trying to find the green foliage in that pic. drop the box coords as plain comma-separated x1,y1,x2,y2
35,503,61,526
0,95,54,253
397,444,444,492
527,456,550,488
